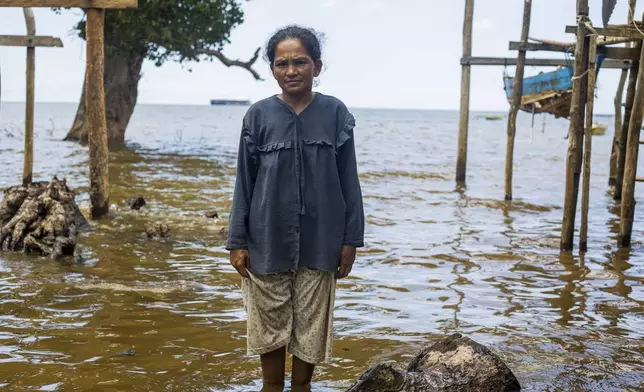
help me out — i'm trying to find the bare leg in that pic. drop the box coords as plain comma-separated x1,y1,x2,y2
291,355,315,390
260,347,286,392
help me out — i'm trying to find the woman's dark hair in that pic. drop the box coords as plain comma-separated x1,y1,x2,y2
265,25,324,66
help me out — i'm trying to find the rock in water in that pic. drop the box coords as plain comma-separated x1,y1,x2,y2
127,195,146,210
0,177,88,260
205,209,219,219
346,333,521,392
145,223,171,240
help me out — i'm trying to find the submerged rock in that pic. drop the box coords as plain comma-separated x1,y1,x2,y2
127,195,146,210
346,333,520,392
0,177,88,260
145,223,171,240
205,209,219,219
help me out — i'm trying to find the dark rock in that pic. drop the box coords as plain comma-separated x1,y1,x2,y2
127,195,146,210
146,223,171,240
346,333,521,392
205,209,219,219
0,177,88,260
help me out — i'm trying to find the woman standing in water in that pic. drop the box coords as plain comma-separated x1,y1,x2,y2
226,25,365,390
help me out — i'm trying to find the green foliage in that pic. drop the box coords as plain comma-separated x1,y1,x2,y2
58,0,245,66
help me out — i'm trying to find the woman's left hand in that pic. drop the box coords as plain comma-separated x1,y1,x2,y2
336,245,356,279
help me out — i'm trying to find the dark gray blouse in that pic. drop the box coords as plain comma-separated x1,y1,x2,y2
226,93,365,276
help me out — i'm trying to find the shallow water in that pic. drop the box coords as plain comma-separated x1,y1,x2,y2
0,102,643,391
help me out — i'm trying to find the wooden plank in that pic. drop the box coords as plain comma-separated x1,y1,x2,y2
461,56,630,69
456,0,474,184
0,0,136,7
505,0,532,201
580,35,597,252
86,8,110,218
22,8,35,186
0,35,62,47
565,24,644,39
561,0,590,252
619,36,644,247
636,177,644,181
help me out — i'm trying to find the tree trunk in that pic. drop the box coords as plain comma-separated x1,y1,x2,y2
64,47,145,145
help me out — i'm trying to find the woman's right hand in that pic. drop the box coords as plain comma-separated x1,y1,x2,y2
230,249,250,277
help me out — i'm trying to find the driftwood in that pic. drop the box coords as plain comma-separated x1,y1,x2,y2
0,177,88,259
346,334,520,392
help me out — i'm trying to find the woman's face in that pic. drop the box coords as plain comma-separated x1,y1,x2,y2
271,38,322,97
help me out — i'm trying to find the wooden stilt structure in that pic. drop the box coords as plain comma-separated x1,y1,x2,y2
0,0,137,219
457,1,644,249
610,66,628,186
619,42,644,247
580,36,597,252
456,0,474,184
560,0,590,252
504,0,532,201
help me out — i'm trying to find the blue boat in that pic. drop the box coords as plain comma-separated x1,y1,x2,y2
503,56,605,118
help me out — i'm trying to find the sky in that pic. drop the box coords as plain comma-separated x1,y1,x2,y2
0,0,642,112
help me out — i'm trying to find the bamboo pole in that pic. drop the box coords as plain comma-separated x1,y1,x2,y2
22,7,35,186
504,0,532,201
615,0,639,200
86,8,109,219
610,66,628,186
456,0,474,184
619,43,644,247
560,0,589,251
580,36,597,252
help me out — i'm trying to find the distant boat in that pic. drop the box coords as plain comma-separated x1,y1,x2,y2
485,114,504,120
210,99,251,106
592,123,608,136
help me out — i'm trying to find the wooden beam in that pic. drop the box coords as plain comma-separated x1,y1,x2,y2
565,24,644,39
0,35,62,47
505,0,532,201
0,0,136,7
509,41,573,52
580,35,597,252
456,0,474,184
619,38,644,247
561,0,590,252
86,8,109,218
509,41,637,59
461,56,630,69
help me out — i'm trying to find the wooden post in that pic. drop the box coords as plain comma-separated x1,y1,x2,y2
619,44,644,247
504,0,532,201
22,7,35,186
580,36,597,252
610,66,628,186
615,0,639,200
456,0,474,184
86,8,109,218
560,0,589,251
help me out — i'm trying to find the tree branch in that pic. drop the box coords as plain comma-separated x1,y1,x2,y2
199,47,263,81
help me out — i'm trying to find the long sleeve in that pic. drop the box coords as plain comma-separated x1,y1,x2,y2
226,125,258,250
337,114,365,247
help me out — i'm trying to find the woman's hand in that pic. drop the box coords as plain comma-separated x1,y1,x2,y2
230,249,250,277
336,245,356,279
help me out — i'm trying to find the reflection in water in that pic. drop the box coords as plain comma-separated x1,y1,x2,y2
0,103,643,391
